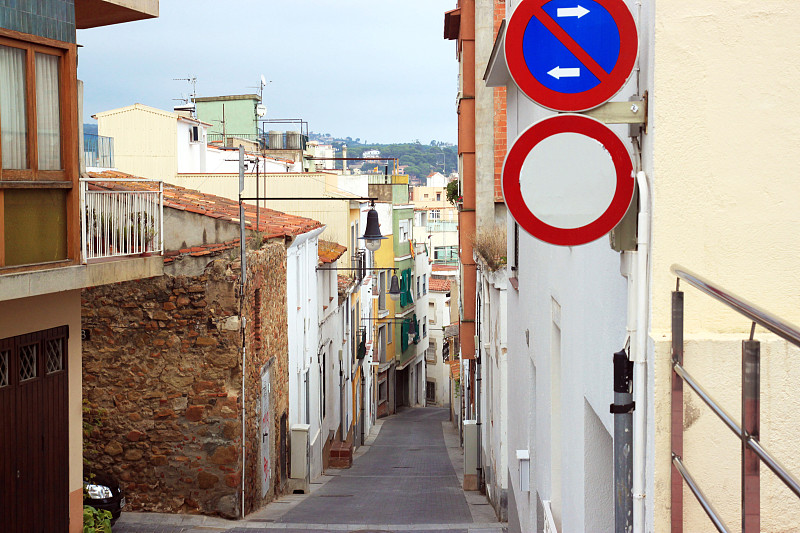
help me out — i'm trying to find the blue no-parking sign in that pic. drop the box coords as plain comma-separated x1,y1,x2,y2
505,0,638,112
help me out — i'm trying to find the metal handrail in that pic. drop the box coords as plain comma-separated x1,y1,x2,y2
672,455,731,533
671,265,800,347
671,264,800,532
673,360,800,498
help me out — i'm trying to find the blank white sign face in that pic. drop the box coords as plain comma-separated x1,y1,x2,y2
519,132,616,229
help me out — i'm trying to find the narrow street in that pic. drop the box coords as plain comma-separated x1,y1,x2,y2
113,407,506,533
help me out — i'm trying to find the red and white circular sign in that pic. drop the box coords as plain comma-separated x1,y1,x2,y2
502,114,634,246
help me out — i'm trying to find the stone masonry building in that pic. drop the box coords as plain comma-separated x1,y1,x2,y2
82,172,323,517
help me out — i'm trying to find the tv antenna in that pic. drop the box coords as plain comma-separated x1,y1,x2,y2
173,75,198,105
247,74,271,102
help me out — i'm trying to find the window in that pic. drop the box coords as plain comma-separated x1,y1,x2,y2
0,37,74,268
426,381,436,403
423,274,427,294
427,341,437,362
378,325,386,363
434,245,458,263
417,276,421,298
399,269,414,307
1,43,64,173
430,209,441,220
436,192,442,202
378,378,388,405
387,321,392,344
424,194,429,199
422,317,427,338
378,271,386,311
1,326,67,386
189,125,200,142
0,349,8,387
399,219,411,242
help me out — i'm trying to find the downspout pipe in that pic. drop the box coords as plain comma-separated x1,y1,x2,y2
238,146,247,519
633,170,650,532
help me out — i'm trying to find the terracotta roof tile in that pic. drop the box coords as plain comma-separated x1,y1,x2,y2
432,264,458,272
86,170,323,239
429,279,451,292
318,240,347,264
338,275,355,292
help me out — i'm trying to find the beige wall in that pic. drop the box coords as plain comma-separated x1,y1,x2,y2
652,2,800,530
96,104,178,181
652,1,800,333
0,290,83,530
173,172,354,258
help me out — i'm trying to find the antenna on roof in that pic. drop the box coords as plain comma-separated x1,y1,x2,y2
173,75,198,118
247,74,271,103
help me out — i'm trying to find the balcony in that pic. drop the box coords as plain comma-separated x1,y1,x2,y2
368,174,409,185
81,177,163,262
206,132,310,151
83,133,114,168
427,220,458,233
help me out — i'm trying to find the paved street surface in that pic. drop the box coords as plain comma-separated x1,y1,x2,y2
113,407,505,533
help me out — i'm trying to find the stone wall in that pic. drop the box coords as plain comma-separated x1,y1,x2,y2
241,242,290,513
82,242,289,518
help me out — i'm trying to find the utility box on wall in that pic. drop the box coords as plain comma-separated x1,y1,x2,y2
290,424,310,481
463,420,478,491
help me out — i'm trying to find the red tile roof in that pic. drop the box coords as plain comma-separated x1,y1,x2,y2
338,275,355,293
86,170,323,240
429,278,451,292
162,239,243,264
432,264,458,272
318,240,347,264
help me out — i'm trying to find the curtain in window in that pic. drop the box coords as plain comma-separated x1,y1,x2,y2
0,45,28,169
36,53,61,170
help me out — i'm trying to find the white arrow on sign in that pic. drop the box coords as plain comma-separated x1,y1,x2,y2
557,6,590,18
548,66,581,79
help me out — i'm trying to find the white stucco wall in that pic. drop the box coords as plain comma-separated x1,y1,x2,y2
286,227,324,480
478,262,508,519
176,118,207,173
502,1,643,530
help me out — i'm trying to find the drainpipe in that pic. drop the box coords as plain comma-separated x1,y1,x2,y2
238,146,247,519
632,170,650,532
614,252,636,533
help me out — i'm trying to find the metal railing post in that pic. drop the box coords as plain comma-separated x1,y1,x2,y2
742,338,760,532
80,180,88,264
671,288,684,533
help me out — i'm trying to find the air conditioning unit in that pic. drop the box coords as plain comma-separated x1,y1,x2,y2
290,424,310,480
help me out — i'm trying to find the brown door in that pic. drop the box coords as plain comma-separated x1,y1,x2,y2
0,326,69,533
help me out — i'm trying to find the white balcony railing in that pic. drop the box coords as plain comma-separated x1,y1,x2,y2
542,499,559,533
80,178,164,263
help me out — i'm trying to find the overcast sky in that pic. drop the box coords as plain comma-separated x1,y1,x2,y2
77,0,458,144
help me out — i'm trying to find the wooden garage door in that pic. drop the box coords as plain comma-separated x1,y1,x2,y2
0,326,69,533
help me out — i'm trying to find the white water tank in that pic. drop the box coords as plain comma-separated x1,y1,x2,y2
268,130,283,149
286,130,302,150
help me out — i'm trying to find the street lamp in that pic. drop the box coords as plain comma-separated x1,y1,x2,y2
388,273,401,301
359,205,386,252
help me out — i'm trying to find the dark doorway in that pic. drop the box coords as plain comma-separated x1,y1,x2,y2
0,326,69,533
280,412,288,484
395,366,409,408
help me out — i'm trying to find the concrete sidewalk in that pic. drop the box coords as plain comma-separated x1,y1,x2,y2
113,407,505,533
